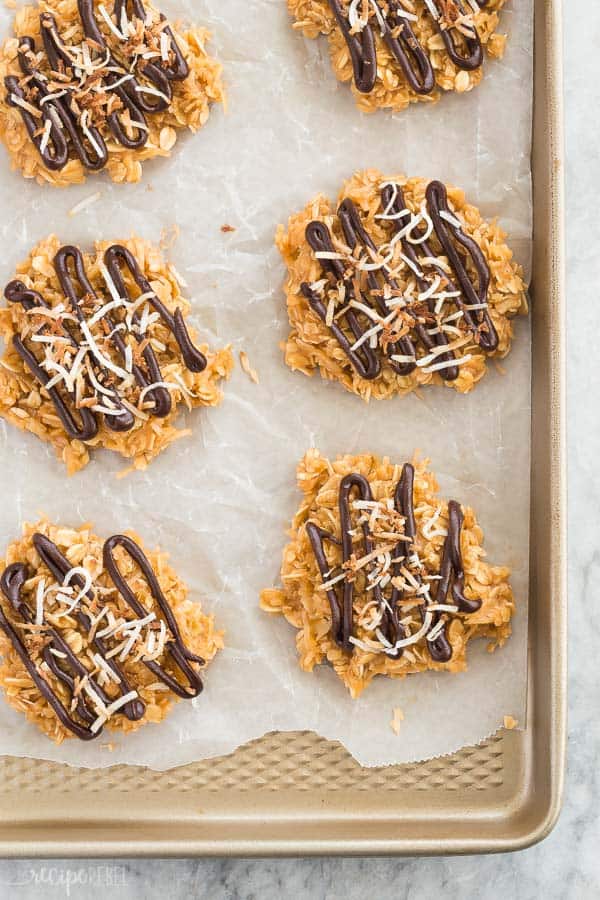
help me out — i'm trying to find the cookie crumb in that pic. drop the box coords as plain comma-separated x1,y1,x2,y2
391,707,404,735
239,350,259,384
168,263,188,288
221,224,236,233
160,224,180,251
503,715,518,730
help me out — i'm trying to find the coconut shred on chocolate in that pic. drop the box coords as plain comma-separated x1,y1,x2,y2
4,0,189,172
4,243,207,441
306,462,481,662
326,0,489,95
0,532,205,740
301,179,497,382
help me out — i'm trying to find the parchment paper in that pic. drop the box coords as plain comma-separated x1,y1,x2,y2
0,0,533,768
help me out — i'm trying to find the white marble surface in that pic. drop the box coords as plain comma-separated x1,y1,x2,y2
0,1,594,896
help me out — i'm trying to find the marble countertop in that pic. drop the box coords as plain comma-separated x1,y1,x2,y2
0,1,593,896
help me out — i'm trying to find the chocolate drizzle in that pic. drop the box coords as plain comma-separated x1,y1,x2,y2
5,0,189,171
0,531,205,740
302,220,381,381
306,463,481,661
301,179,497,382
4,243,207,441
325,0,486,95
103,534,205,698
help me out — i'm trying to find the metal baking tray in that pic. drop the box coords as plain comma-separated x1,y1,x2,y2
0,0,565,857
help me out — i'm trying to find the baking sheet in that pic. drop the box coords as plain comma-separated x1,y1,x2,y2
0,0,532,768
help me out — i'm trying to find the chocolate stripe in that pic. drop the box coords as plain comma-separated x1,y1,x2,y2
103,534,205,699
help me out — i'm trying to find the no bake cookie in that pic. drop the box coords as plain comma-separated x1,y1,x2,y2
261,450,514,697
277,169,527,400
288,0,507,113
0,519,223,742
0,0,224,185
0,234,233,473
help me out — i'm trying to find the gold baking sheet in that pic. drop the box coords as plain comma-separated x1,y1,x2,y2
0,0,565,856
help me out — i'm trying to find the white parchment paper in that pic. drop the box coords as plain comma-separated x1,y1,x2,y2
0,0,533,768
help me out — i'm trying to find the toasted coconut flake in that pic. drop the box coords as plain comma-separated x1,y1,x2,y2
68,191,102,217
34,578,46,626
98,3,127,40
390,706,404,735
238,350,259,385
439,209,462,230
421,353,472,374
10,93,42,118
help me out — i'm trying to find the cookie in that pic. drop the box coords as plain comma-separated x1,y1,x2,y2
0,519,223,742
0,234,233,473
261,449,514,698
277,169,527,400
0,0,224,185
288,0,507,113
